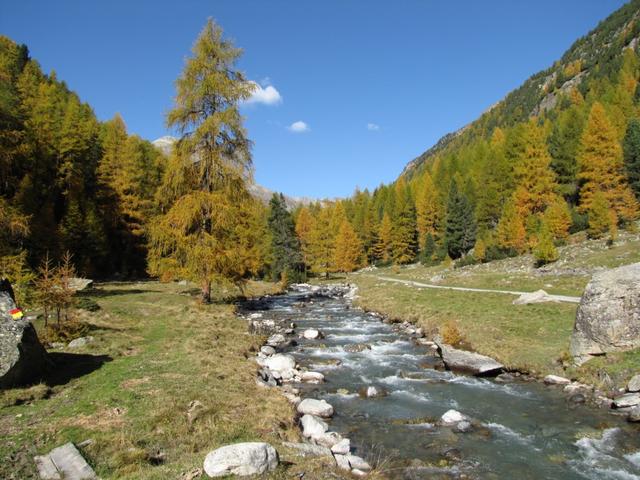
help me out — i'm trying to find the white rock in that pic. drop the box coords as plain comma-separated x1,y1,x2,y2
67,336,94,349
297,398,334,418
544,374,571,385
263,354,296,373
352,469,368,477
300,414,328,439
301,371,325,383
628,374,640,392
513,289,557,305
248,313,263,319
260,346,275,356
266,334,286,346
331,438,351,455
315,431,343,448
613,393,640,408
440,409,468,425
203,442,278,477
334,454,351,471
302,329,322,340
346,455,371,471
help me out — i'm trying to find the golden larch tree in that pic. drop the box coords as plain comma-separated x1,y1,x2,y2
333,220,364,272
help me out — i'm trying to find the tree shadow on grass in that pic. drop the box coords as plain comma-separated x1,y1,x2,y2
44,352,113,387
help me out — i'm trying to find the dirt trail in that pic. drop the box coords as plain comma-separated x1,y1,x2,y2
371,275,582,304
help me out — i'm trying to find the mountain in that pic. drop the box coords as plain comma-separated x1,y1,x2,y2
151,136,311,209
401,0,640,178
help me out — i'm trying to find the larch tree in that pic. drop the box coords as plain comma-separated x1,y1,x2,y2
391,180,418,264
307,207,334,277
295,206,315,267
373,213,393,264
147,19,259,302
512,119,560,219
333,219,364,272
543,198,572,242
587,190,615,239
415,172,440,250
577,102,639,223
496,199,527,253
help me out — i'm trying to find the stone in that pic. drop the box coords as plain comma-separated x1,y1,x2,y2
438,344,503,376
613,393,640,409
331,438,351,455
1,317,51,389
0,291,16,320
345,455,371,472
68,278,93,292
628,406,640,422
343,343,371,353
263,354,296,373
282,442,331,457
359,385,387,398
544,374,571,385
300,414,328,439
297,398,334,418
628,374,640,393
571,263,640,363
301,371,325,383
334,453,351,471
203,442,278,477
513,289,557,305
260,346,275,356
34,442,98,480
495,373,516,383
315,431,343,448
568,393,586,404
454,420,474,433
440,409,468,425
302,329,323,340
67,336,94,349
266,334,287,347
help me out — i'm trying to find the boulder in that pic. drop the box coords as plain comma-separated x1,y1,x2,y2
301,371,325,383
439,409,468,425
315,431,343,448
513,289,557,305
203,442,278,477
297,398,334,418
260,345,276,356
266,334,287,347
454,421,474,433
544,374,571,385
68,278,93,292
344,343,371,353
359,385,387,398
334,454,371,472
300,414,328,439
570,263,640,363
438,344,503,376
1,317,51,389
34,442,98,480
302,329,323,340
628,406,640,423
628,374,640,393
263,354,296,373
613,393,640,409
331,438,351,455
67,336,94,349
282,442,331,457
0,291,16,321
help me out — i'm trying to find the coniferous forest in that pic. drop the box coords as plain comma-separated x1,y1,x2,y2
2,2,640,303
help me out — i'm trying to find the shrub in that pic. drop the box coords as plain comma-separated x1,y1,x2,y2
440,320,464,347
454,254,478,269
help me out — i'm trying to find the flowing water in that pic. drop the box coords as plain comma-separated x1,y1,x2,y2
248,288,640,479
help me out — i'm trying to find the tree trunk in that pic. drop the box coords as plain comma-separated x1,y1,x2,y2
200,280,211,304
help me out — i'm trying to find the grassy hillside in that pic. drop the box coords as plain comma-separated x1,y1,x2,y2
343,229,640,388
0,282,347,479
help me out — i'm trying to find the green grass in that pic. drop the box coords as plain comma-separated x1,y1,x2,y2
0,281,350,480
345,228,640,388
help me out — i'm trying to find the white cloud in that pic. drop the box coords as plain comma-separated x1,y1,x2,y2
367,123,380,131
288,121,310,133
245,81,282,105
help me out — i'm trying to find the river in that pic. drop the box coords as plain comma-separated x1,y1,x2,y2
248,286,640,479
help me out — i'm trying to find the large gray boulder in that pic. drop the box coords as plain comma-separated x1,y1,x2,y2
570,263,640,363
0,291,50,389
438,344,503,376
203,442,278,477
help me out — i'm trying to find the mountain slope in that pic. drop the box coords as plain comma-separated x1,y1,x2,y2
403,0,640,178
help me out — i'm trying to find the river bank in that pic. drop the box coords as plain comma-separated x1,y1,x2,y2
244,284,640,480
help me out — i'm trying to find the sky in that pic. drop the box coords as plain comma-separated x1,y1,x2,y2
0,0,630,199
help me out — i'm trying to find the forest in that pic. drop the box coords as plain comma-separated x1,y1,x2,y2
1,1,640,305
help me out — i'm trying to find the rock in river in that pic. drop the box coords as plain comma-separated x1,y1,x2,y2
302,328,323,340
297,398,334,418
570,263,640,364
613,393,640,409
439,409,469,425
203,442,278,477
438,344,503,376
627,374,640,393
263,354,296,374
344,343,371,353
544,374,571,385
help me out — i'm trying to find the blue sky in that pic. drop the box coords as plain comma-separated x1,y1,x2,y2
1,0,629,198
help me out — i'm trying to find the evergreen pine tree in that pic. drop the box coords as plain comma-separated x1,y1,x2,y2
266,193,305,283
622,118,640,200
444,180,476,259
